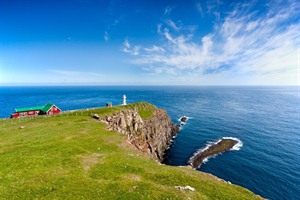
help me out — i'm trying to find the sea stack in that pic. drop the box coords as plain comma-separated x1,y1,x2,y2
180,116,188,123
189,138,239,169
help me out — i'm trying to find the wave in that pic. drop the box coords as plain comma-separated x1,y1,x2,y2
222,137,243,151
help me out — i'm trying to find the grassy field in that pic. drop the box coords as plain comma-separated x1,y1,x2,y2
0,103,262,199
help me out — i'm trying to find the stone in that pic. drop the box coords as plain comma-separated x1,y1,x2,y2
180,116,188,122
91,114,100,120
106,116,112,122
175,186,196,192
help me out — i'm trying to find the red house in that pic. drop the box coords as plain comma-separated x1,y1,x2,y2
11,103,61,118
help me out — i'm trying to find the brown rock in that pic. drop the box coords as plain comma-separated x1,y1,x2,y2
190,138,239,168
100,105,179,162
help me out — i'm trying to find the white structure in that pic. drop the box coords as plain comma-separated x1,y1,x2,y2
122,94,127,105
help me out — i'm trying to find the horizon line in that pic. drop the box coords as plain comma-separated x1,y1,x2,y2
1,84,299,87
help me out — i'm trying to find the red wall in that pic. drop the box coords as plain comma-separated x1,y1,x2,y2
11,105,61,118
11,110,40,118
47,106,61,115
11,113,20,118
26,110,40,116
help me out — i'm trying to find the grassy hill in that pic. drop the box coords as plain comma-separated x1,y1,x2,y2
0,103,262,199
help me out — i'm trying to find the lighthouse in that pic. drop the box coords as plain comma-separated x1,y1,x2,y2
122,94,127,105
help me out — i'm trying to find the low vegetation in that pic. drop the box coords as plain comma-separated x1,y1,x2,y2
0,103,262,199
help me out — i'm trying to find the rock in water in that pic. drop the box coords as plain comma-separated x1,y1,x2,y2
190,138,238,169
180,116,188,123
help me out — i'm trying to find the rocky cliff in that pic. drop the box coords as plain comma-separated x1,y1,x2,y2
95,103,179,162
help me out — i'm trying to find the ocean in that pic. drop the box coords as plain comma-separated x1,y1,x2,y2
0,86,299,199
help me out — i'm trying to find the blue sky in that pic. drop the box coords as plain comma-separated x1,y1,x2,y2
0,0,299,85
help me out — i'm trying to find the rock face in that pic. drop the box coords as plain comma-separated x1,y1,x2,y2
99,106,179,162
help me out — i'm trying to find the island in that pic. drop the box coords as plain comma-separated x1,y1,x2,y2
189,138,239,168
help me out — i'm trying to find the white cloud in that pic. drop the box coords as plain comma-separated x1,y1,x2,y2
196,2,204,17
164,5,174,15
165,19,180,31
124,0,300,85
123,38,130,49
122,39,141,56
104,31,109,41
144,45,165,53
157,24,163,34
50,69,103,77
163,28,176,43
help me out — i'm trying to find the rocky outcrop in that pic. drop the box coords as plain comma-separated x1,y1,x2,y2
189,138,240,169
97,105,179,162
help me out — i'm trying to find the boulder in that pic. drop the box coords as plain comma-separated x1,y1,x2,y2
91,114,100,120
175,186,196,191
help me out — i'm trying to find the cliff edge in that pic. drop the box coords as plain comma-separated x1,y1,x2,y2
97,102,179,162
1,102,263,199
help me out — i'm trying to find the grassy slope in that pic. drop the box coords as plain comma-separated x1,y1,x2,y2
0,103,261,200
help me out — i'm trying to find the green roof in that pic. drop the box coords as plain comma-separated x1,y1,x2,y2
41,103,54,112
15,103,56,113
15,106,44,113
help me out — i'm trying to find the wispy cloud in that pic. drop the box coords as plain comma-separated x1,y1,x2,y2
144,45,165,53
122,38,141,55
196,2,204,17
104,31,109,41
123,0,300,84
50,69,103,77
164,5,175,15
165,19,180,31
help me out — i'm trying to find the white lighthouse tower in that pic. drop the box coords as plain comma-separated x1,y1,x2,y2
122,94,127,105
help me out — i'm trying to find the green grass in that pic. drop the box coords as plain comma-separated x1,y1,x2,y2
0,103,262,199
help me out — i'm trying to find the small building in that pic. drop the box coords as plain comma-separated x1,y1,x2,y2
106,102,112,107
11,103,61,118
41,103,61,115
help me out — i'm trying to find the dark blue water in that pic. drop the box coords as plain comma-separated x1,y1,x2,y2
0,86,299,199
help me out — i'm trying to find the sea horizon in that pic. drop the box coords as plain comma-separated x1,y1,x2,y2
1,84,300,87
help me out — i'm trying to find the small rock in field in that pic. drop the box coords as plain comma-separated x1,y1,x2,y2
91,114,100,119
175,186,196,192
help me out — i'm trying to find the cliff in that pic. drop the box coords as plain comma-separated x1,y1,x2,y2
97,102,179,162
1,102,263,199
